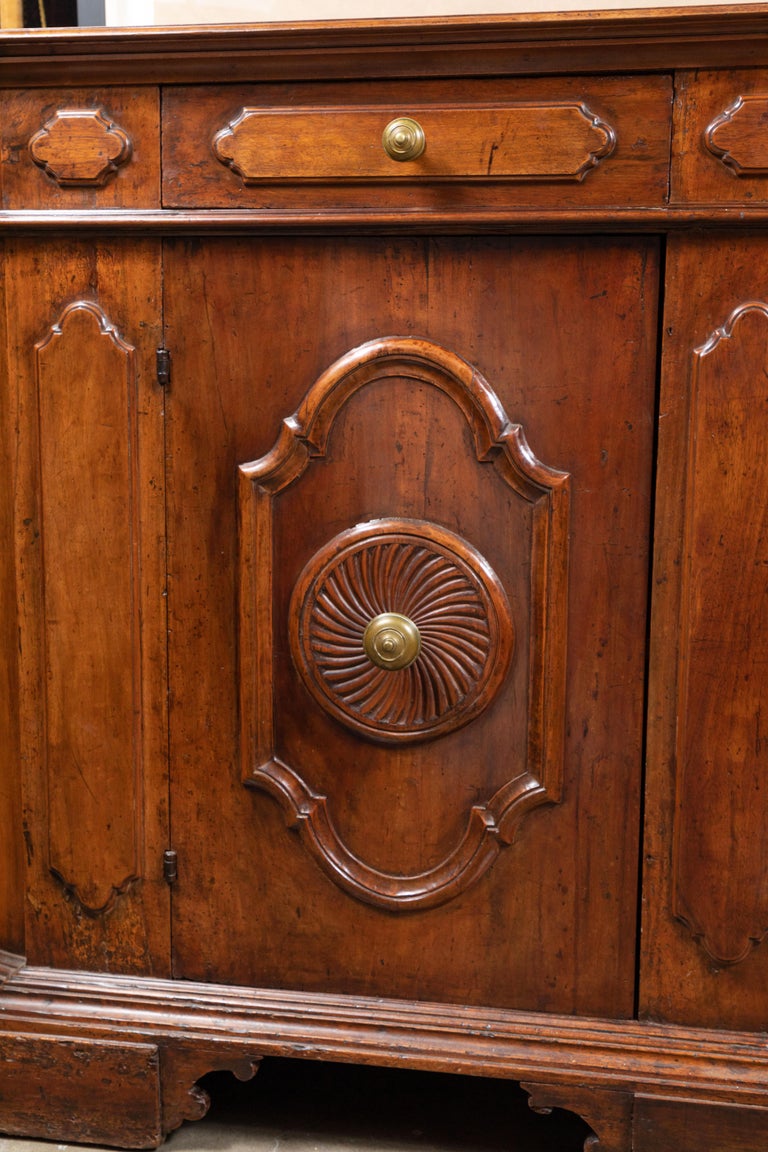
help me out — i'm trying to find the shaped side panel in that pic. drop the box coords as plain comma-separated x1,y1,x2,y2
6,238,169,974
642,234,768,1029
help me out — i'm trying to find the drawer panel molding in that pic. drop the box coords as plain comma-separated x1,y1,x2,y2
29,107,132,188
704,94,768,175
212,103,616,184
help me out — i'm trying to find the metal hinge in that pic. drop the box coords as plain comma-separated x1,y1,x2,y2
163,849,178,884
156,347,171,389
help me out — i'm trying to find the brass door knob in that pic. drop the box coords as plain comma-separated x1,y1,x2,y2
363,612,421,670
382,117,426,162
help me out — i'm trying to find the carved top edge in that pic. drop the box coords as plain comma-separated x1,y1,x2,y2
240,336,568,500
694,298,768,357
3,8,768,83
3,6,768,51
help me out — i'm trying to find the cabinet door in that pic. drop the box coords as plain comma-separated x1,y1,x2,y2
165,235,657,1017
4,239,169,973
642,234,768,1029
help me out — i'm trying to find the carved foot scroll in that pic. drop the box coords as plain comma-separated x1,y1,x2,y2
160,1048,262,1136
522,1081,633,1152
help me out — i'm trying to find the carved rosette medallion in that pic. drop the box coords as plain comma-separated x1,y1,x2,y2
291,520,514,743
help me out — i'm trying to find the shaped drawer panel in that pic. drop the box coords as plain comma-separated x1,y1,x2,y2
162,75,672,211
1,88,159,209
673,70,768,202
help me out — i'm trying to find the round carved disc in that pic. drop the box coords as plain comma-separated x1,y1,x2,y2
290,520,514,743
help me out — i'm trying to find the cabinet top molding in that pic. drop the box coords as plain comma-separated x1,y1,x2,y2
4,4,768,84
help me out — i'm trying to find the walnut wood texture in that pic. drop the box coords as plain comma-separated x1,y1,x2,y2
642,233,768,1029
0,1033,162,1148
163,76,670,213
4,238,169,972
0,88,159,209
165,234,655,1014
633,1098,768,1152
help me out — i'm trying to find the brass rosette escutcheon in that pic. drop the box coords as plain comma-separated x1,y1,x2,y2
289,519,514,743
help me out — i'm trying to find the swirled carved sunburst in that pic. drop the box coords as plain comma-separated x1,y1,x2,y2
290,520,514,743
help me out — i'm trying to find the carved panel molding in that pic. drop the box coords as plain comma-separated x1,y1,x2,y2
35,301,143,917
29,107,132,187
673,301,768,966
238,336,570,911
213,103,615,184
704,96,768,175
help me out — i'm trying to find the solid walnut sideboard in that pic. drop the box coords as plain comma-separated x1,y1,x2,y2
2,8,768,1150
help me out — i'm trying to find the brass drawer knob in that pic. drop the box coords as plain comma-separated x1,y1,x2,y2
382,116,426,162
363,612,421,670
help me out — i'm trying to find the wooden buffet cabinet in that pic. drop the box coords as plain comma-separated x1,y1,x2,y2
3,7,768,1150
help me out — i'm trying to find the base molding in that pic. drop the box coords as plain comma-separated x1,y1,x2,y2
2,954,768,1149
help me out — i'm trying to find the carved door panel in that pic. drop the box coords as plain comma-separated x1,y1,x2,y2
4,238,170,973
642,234,768,1030
165,235,658,1017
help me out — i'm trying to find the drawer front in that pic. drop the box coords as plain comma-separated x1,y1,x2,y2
163,76,672,210
1,88,160,209
673,69,768,202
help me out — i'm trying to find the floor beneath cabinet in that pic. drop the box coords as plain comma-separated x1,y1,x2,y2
0,1058,592,1151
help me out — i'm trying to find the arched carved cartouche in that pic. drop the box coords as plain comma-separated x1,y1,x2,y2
29,107,132,188
212,102,615,184
672,301,768,966
238,336,570,912
704,96,768,176
35,301,142,919
290,520,514,743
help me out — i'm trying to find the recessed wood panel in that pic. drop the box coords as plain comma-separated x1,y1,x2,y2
642,234,768,1030
673,303,768,968
6,239,169,973
35,301,142,917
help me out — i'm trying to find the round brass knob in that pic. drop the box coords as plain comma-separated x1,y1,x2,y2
382,117,426,163
363,612,421,671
